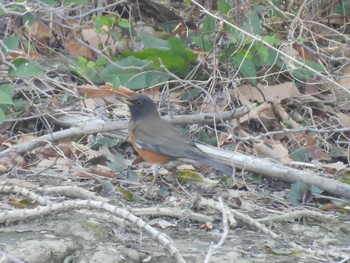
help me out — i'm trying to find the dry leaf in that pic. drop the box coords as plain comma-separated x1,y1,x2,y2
201,90,231,112
236,82,300,104
65,32,96,60
289,134,328,160
39,140,73,158
89,165,116,178
149,218,176,229
337,112,350,128
37,157,72,171
81,25,117,52
238,101,272,123
72,142,103,162
321,161,347,172
8,198,37,209
253,140,292,164
0,155,26,171
26,21,51,47
292,43,317,61
0,164,7,173
199,222,213,231
77,83,137,98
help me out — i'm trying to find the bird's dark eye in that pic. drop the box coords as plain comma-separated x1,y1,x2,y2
136,101,142,105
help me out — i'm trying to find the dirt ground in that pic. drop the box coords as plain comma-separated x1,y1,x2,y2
1,174,349,263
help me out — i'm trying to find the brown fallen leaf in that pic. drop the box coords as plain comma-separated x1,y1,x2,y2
89,165,116,178
253,140,292,164
65,32,97,60
8,198,37,209
199,222,213,231
37,157,72,171
236,82,300,104
149,218,176,229
77,83,137,98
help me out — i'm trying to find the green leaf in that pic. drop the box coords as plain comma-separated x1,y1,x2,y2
192,35,212,52
177,170,205,182
118,18,130,28
310,185,323,195
339,174,350,184
2,35,20,54
217,0,231,15
112,77,121,88
22,14,36,25
0,84,14,97
232,54,257,85
181,87,202,101
289,146,312,162
8,58,43,77
203,15,216,35
329,146,345,157
0,109,5,125
264,49,285,68
101,56,170,90
102,38,194,89
139,33,170,50
262,35,279,45
333,4,350,15
125,71,170,90
108,161,127,172
0,84,14,105
288,181,307,206
292,60,324,81
251,45,269,66
40,0,58,6
196,130,217,146
66,0,88,4
89,136,119,150
109,28,122,41
243,10,260,35
255,45,269,61
168,37,196,64
120,39,195,76
117,187,140,202
13,99,25,111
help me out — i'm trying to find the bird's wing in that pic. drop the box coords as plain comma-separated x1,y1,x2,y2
132,118,202,160
133,118,234,175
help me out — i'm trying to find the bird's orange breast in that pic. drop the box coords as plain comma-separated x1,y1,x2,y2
129,131,171,164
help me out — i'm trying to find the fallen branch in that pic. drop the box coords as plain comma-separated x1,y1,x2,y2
197,144,350,200
0,200,186,263
3,110,349,200
0,109,247,158
257,209,336,224
197,197,279,239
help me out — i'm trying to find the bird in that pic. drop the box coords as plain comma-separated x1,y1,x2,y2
123,94,234,177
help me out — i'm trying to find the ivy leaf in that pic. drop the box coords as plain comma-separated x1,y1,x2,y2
8,58,42,78
66,0,88,4
0,84,14,105
289,146,312,162
232,54,257,86
117,187,140,202
0,109,5,125
139,34,170,50
203,15,216,35
292,60,324,81
217,0,231,15
2,35,20,54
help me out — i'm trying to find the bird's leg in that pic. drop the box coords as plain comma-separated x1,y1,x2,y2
143,164,159,198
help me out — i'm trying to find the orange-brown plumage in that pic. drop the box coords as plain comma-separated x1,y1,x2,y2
124,95,234,175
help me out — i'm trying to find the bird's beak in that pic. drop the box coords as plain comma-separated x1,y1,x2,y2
121,97,133,106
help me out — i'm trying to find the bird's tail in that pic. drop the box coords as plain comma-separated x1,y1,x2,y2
199,157,235,176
